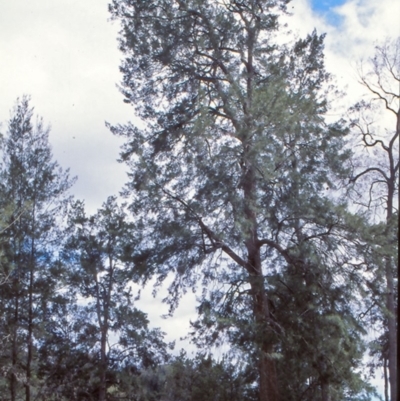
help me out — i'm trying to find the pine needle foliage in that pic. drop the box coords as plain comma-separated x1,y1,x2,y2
109,1,374,399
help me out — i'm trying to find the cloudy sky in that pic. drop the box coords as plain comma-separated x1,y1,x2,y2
0,0,398,212
0,0,398,389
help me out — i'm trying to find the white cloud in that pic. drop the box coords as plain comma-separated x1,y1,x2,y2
133,277,198,354
1,0,397,211
281,0,399,128
332,0,399,56
0,0,134,213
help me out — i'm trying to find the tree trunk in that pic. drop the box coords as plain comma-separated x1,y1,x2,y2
25,267,34,401
384,356,389,401
96,266,112,401
26,204,36,401
10,295,19,401
386,179,397,401
249,272,279,401
99,328,107,401
242,152,279,401
321,379,330,401
385,256,397,401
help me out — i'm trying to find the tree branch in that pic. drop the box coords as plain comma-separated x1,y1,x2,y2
350,167,389,183
160,188,248,270
360,78,398,116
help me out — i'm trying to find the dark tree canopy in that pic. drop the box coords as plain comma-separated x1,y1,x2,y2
109,1,373,400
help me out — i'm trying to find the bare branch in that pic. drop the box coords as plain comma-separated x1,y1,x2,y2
350,167,389,183
301,225,335,243
362,132,389,151
360,77,398,116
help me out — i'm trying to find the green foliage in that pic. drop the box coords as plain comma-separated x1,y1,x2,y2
124,351,257,401
0,96,74,400
109,1,371,399
0,10,393,401
40,197,173,399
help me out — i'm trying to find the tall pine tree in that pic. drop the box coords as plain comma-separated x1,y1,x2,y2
61,197,171,400
109,1,370,399
0,97,74,401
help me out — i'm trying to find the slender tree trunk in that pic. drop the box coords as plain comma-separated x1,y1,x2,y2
94,270,106,401
99,328,107,401
385,256,397,401
25,267,34,401
10,295,19,401
95,265,112,401
26,204,36,401
386,182,397,401
10,221,22,401
384,356,389,401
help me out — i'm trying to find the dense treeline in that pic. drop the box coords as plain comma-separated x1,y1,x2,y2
0,1,398,400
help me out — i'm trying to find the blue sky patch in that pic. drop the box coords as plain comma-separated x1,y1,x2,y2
311,0,347,25
311,0,346,13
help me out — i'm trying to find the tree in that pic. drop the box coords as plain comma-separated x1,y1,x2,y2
62,197,171,400
131,351,258,401
0,96,74,401
189,212,374,400
109,1,369,400
348,38,399,401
